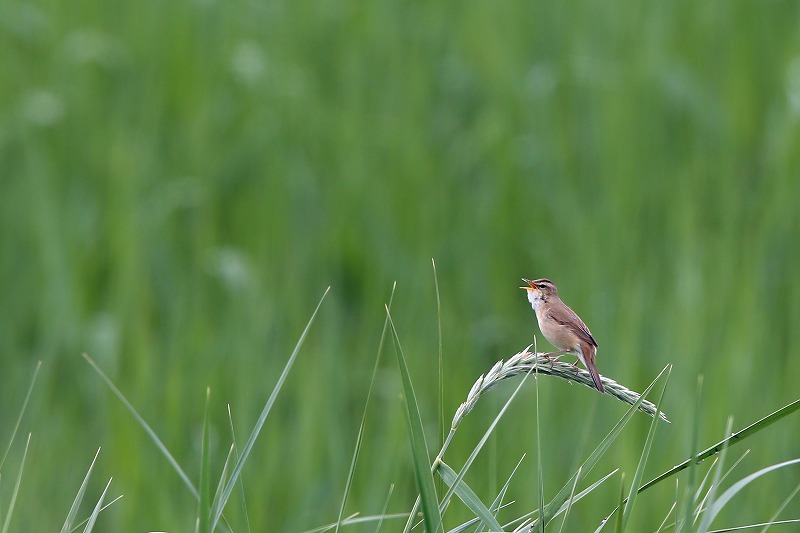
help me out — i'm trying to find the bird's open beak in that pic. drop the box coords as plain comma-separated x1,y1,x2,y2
520,278,535,290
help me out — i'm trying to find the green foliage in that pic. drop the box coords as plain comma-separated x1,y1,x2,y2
2,0,800,530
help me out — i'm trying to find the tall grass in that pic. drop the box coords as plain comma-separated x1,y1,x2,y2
2,0,800,530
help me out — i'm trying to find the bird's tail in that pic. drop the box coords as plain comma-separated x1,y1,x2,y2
580,345,605,393
588,362,605,393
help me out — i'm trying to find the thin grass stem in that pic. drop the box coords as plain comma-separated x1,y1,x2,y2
0,362,40,472
336,283,396,533
1,433,30,533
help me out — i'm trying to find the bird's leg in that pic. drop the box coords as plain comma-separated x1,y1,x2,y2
539,351,565,370
540,351,564,361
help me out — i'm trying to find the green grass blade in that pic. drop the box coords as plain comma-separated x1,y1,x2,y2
539,365,670,528
197,387,212,533
654,501,677,533
225,405,251,533
716,450,750,490
335,282,396,533
759,480,800,533
614,473,625,533
68,495,124,533
698,417,734,532
450,502,518,533
621,367,671,530
690,449,749,528
82,477,112,533
557,466,581,533
374,484,395,533
386,306,443,533
210,444,234,521
574,470,622,533
210,287,330,529
535,368,545,533
681,375,704,532
638,396,800,495
83,353,198,498
437,461,502,531
401,496,420,533
456,455,524,532
701,458,800,527
490,454,526,515
709,519,800,532
694,457,720,506
301,512,412,533
0,361,40,472
61,448,101,533
514,468,618,532
1,433,30,533
433,259,445,498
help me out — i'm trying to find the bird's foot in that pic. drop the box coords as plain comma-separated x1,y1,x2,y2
541,351,563,362
540,352,565,370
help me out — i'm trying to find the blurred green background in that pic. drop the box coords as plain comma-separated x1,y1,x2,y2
2,0,800,530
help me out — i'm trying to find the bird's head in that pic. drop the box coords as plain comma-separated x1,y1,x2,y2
521,278,558,304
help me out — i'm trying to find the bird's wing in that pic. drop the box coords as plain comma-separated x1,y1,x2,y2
547,307,598,347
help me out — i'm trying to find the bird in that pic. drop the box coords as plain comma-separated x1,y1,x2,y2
520,278,604,393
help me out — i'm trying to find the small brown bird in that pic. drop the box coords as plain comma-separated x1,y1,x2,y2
521,278,604,393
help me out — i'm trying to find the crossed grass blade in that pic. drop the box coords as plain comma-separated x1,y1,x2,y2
83,353,198,498
620,367,671,530
490,455,526,519
600,395,800,530
697,417,734,533
701,458,800,528
334,283,396,533
61,448,101,533
636,396,800,495
680,376,705,532
82,477,112,532
509,468,618,532
556,466,581,533
693,449,751,528
225,405,252,533
210,287,330,530
708,519,800,532
758,481,800,533
301,512,412,533
68,497,124,533
449,456,524,533
437,461,503,531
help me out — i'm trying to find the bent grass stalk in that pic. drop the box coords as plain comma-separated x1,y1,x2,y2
450,346,670,432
